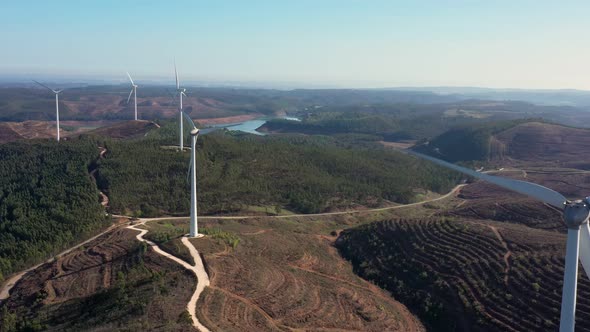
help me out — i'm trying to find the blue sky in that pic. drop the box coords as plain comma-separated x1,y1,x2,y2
1,1,589,89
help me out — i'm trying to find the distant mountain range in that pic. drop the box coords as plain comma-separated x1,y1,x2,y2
388,86,590,108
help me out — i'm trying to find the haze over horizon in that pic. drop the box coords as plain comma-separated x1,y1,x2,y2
1,0,589,90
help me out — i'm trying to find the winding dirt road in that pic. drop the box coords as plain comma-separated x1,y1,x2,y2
0,182,465,331
127,221,210,332
120,184,466,223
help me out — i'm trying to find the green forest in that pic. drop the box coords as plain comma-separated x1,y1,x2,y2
262,110,488,141
0,139,108,279
94,122,462,217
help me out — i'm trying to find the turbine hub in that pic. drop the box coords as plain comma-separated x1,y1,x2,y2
190,128,199,135
564,200,590,229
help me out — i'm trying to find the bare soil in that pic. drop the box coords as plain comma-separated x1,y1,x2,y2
2,228,195,331
191,219,424,332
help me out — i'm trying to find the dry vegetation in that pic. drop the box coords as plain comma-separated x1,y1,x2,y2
1,228,195,331
448,181,565,231
144,218,425,332
85,120,160,139
491,122,590,169
337,217,590,331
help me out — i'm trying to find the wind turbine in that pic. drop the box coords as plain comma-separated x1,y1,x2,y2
33,80,63,142
175,62,188,151
182,112,201,237
126,72,138,120
409,150,588,332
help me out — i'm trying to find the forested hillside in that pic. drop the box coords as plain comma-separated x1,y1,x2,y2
413,119,536,162
0,139,108,279
95,124,462,217
262,111,485,140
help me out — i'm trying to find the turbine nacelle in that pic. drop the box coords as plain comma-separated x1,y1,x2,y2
564,200,590,229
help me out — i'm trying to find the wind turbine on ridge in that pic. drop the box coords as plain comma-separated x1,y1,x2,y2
33,80,63,142
175,61,187,151
179,111,201,237
126,72,138,120
409,150,590,332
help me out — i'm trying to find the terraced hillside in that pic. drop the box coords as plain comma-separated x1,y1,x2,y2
448,181,565,231
0,228,195,331
492,122,590,168
337,218,590,331
143,218,425,332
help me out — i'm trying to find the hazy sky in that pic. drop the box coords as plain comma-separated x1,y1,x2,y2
1,0,589,89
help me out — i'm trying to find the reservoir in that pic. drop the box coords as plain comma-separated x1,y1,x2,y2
202,116,300,135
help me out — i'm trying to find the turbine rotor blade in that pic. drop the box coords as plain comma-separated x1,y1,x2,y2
579,223,590,279
165,89,179,107
126,89,134,104
409,151,567,210
33,80,55,93
126,72,135,85
174,61,179,89
181,111,196,129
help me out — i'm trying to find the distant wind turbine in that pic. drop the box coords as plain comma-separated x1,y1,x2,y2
175,61,188,151
33,80,63,142
126,72,138,120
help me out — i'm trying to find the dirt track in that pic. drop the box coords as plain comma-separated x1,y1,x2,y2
0,223,119,303
0,182,465,330
127,221,211,332
488,225,512,285
120,184,466,223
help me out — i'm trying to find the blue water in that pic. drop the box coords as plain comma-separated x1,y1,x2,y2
201,116,300,136
225,119,268,136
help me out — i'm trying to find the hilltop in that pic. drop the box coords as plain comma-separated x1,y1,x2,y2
85,120,160,139
415,120,590,167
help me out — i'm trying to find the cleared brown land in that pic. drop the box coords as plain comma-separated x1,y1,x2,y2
0,121,58,143
2,228,195,331
448,181,565,231
491,122,590,169
85,120,160,139
0,123,24,143
63,95,245,120
188,218,424,332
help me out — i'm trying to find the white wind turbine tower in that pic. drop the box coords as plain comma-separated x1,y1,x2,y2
182,112,202,237
33,80,63,142
409,150,590,332
126,72,138,120
175,62,188,151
